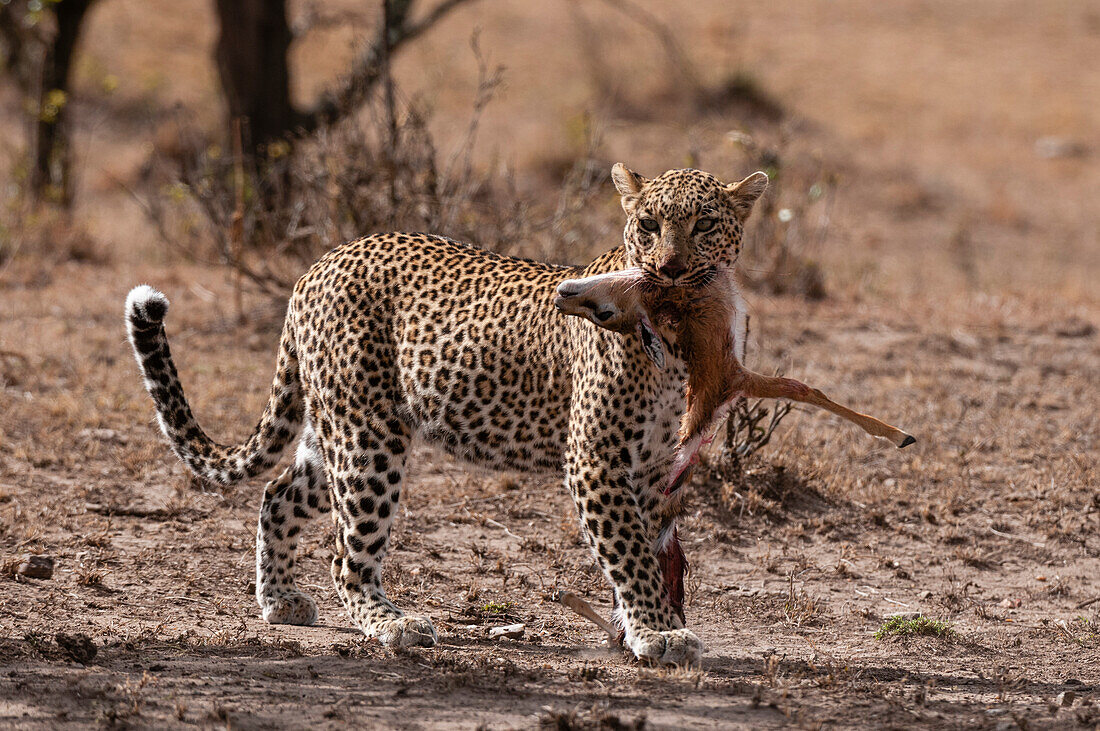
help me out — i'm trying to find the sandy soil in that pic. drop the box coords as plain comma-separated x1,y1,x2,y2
1,0,1099,728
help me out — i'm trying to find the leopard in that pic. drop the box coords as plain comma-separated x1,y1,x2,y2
125,163,769,665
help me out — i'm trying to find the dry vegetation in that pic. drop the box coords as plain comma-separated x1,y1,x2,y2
1,0,1099,728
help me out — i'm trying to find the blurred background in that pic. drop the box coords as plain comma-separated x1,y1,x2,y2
0,3,1098,726
1,0,1097,304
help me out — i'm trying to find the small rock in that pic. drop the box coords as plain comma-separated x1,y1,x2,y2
246,581,256,596
886,611,922,621
55,633,97,664
77,428,130,446
1054,318,1096,339
488,623,524,640
919,591,933,600
1034,136,1087,159
1057,691,1076,707
17,555,54,580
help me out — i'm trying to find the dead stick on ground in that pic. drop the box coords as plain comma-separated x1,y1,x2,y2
483,516,522,541
1075,596,1100,610
557,591,619,643
989,526,1045,549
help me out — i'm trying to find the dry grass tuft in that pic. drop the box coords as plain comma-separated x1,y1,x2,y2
875,616,953,640
137,41,612,305
539,705,648,731
781,574,822,628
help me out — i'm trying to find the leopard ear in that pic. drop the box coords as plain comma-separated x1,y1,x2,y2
725,171,769,219
611,163,648,214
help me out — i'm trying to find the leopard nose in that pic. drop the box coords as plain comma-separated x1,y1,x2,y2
658,261,687,281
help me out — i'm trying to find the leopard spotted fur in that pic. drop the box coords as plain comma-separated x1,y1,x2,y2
125,164,768,664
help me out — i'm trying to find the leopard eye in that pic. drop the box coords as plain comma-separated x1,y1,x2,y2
638,218,660,233
694,217,715,233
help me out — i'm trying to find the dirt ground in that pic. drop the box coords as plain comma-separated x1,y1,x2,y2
2,1,1099,729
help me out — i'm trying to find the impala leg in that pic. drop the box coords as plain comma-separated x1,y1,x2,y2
740,373,915,448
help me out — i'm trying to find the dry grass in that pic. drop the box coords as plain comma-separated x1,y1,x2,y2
0,0,1097,728
874,616,954,641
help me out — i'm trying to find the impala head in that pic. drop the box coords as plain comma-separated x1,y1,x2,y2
612,164,769,288
554,268,667,370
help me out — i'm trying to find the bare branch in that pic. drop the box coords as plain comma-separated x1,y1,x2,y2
291,3,374,38
594,0,699,93
723,394,793,470
380,0,400,226
0,2,40,93
298,0,479,133
438,31,505,230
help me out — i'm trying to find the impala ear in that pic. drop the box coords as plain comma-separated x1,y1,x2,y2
611,163,648,214
725,171,769,219
636,316,666,370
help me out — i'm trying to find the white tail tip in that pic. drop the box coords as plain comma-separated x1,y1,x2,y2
125,285,170,324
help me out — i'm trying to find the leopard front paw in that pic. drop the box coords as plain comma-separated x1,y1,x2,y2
373,616,438,648
626,627,702,666
259,590,319,626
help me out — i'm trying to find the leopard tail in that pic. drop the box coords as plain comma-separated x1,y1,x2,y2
125,285,302,486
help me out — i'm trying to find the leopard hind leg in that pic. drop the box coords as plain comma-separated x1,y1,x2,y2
323,410,436,647
256,421,331,625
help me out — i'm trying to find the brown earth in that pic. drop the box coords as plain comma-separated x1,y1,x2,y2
1,0,1099,728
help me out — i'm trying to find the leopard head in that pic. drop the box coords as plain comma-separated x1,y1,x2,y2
612,164,769,287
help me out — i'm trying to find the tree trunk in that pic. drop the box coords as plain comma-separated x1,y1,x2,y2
213,0,294,153
28,0,97,206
